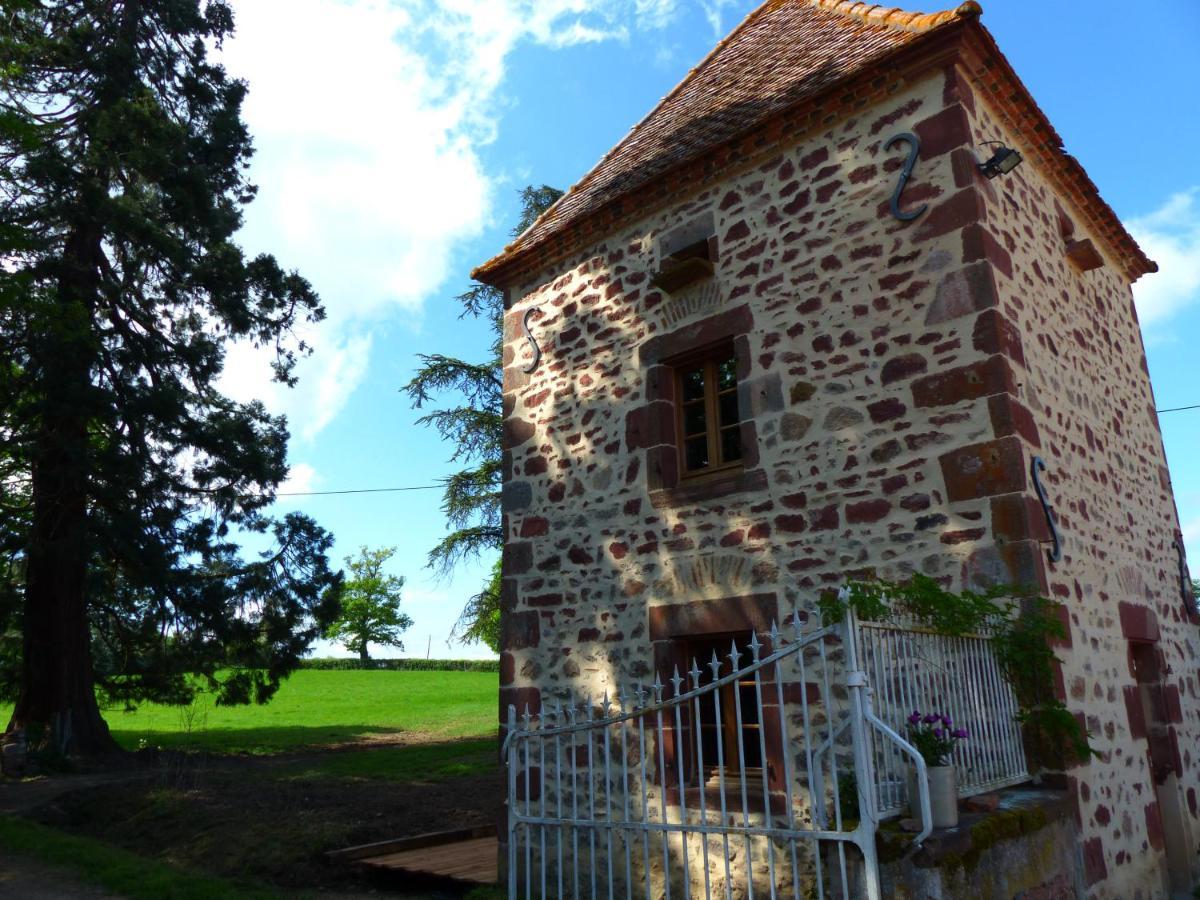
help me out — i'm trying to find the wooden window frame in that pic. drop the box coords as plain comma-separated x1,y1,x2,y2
671,343,743,482
684,632,764,785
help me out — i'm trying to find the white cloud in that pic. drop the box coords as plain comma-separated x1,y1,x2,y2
1128,188,1200,327
217,0,736,443
278,463,319,498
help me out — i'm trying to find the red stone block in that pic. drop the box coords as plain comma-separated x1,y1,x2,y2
1118,601,1160,642
912,355,1016,408
499,651,515,686
972,309,1026,368
846,499,890,524
810,504,841,531
881,352,928,385
940,528,984,544
961,223,1012,278
500,686,541,723
913,104,972,157
988,395,1041,447
503,611,540,651
990,493,1049,543
578,627,601,642
1082,836,1107,887
914,187,986,242
936,439,1022,504
868,397,907,423
775,514,808,533
519,516,550,538
648,593,779,640
503,416,536,449
1123,685,1147,740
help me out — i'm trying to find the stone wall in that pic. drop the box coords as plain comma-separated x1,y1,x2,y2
497,58,1196,899
957,81,1200,898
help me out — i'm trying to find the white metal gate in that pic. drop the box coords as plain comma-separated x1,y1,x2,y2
503,612,934,899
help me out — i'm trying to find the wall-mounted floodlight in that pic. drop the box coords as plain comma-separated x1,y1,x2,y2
978,141,1023,179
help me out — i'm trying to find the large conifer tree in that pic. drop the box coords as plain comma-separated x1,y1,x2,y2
0,1,342,754
403,186,561,650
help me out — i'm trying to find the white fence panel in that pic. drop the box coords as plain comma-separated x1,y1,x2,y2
852,612,1029,817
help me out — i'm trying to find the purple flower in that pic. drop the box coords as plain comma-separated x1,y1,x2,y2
952,729,969,740
907,711,922,725
941,715,952,726
933,728,944,739
923,714,939,725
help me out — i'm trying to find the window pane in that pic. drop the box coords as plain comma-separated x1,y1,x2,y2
739,730,763,769
718,391,739,427
717,355,737,391
685,436,709,471
720,426,742,463
681,365,706,401
683,401,707,437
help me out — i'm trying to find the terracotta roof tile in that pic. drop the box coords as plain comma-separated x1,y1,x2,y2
474,0,1153,285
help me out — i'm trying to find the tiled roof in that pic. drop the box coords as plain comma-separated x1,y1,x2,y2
474,0,1154,285
474,1,980,284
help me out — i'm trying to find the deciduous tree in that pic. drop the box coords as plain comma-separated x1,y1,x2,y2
326,546,411,661
1,0,342,754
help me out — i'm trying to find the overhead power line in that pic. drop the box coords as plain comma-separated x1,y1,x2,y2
275,484,441,497
269,404,1200,499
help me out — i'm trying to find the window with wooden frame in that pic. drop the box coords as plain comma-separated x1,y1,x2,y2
686,633,763,786
674,345,742,478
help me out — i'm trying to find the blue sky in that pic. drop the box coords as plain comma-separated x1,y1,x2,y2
217,0,1200,659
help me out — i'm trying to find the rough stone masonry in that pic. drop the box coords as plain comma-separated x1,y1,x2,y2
479,6,1198,896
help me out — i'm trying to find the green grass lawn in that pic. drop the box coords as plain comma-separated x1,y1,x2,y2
0,815,283,900
277,736,497,782
0,669,499,754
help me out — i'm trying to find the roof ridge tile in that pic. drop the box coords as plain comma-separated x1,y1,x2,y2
808,0,980,32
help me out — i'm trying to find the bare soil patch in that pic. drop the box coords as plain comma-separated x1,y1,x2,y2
15,739,503,898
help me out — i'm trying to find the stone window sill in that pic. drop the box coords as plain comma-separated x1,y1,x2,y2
649,466,767,510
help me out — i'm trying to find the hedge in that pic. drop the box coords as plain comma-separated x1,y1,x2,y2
299,657,500,672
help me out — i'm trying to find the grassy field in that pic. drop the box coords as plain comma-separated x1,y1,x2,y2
0,668,503,898
1,669,499,754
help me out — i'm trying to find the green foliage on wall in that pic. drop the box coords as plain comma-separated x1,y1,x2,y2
819,573,1094,770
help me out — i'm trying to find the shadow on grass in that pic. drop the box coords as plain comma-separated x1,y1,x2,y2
0,814,281,900
110,723,420,755
275,736,500,782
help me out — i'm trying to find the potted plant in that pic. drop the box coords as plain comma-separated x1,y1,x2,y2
905,710,968,828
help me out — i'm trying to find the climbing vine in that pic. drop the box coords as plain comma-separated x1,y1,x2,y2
818,573,1095,770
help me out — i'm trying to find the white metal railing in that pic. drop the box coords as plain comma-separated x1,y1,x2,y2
503,613,933,900
850,609,1029,817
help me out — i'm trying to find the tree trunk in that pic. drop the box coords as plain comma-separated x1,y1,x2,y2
6,224,117,757
359,645,370,662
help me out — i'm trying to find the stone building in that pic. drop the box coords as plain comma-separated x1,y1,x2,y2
473,1,1199,896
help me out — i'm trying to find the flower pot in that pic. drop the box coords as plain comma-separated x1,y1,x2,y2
906,765,958,829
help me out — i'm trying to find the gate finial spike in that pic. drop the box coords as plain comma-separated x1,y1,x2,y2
748,630,761,661
769,619,781,645
670,665,684,697
689,658,703,689
617,688,628,713
791,609,804,637
728,638,741,666
601,690,612,716
522,704,532,726
652,675,664,703
709,649,722,677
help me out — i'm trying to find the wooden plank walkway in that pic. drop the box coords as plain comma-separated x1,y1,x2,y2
329,825,498,885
